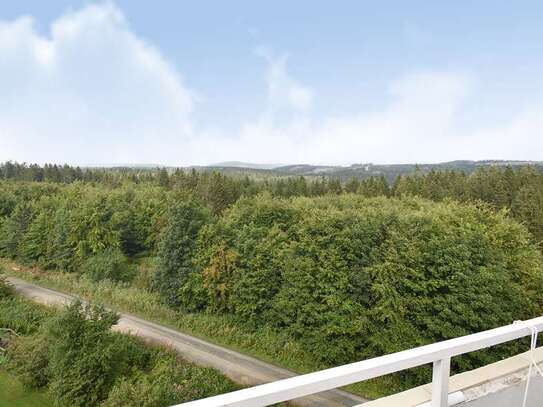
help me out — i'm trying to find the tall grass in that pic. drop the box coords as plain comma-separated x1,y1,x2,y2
0,370,53,407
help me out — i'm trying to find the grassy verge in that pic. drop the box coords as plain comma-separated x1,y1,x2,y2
0,370,53,407
1,259,406,399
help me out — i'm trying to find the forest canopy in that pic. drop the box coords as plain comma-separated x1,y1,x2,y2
0,162,542,388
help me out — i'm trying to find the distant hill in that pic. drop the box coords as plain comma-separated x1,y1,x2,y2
81,163,161,169
210,161,284,170
192,160,543,183
79,160,543,183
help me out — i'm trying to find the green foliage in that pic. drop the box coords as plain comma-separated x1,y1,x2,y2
46,208,76,271
103,355,237,407
178,271,208,312
0,295,52,389
19,211,51,264
2,292,237,406
45,301,122,407
0,183,171,275
393,166,543,244
512,182,543,245
0,273,13,299
2,163,543,395
0,202,34,259
192,194,543,371
80,249,133,282
153,200,210,306
8,333,51,388
70,196,121,260
0,296,51,335
0,370,53,407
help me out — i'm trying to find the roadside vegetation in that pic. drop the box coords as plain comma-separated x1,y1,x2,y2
0,275,236,406
1,162,542,398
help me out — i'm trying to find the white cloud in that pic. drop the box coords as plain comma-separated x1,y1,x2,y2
0,3,194,165
195,71,473,164
196,64,543,165
1,3,542,166
467,106,543,160
255,47,313,114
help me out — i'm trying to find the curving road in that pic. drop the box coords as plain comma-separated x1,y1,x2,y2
7,276,367,407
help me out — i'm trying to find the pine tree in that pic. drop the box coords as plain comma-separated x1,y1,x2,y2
152,201,210,306
0,202,34,258
345,178,360,193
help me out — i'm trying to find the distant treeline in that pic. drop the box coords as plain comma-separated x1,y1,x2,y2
394,166,543,244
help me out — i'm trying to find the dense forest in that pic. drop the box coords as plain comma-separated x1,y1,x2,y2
1,161,543,398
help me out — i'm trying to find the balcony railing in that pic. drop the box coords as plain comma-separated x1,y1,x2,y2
174,316,543,407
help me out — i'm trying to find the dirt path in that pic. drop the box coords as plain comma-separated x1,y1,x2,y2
7,276,368,407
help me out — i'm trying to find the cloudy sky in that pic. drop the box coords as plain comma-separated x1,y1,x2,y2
1,1,543,166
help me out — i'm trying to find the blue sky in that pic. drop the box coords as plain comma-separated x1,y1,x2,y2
1,1,543,165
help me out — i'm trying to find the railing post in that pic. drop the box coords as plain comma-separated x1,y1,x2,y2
431,357,450,407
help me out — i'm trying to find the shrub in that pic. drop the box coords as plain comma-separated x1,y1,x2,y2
80,249,133,282
0,296,51,335
103,355,237,407
7,333,51,388
1,294,52,388
178,271,208,312
46,301,124,407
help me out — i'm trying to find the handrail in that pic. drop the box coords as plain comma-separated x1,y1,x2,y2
174,316,543,407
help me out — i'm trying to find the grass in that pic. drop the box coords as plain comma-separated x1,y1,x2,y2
0,369,53,407
1,258,407,399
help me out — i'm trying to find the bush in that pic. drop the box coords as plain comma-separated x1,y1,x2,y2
46,301,124,407
0,296,51,335
80,249,133,282
103,355,237,407
7,333,51,388
2,294,52,388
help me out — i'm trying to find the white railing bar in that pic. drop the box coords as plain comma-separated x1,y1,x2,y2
175,316,543,407
431,357,451,407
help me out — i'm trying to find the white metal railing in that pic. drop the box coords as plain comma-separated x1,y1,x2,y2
174,316,543,407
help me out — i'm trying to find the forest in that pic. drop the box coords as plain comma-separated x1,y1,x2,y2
1,162,543,403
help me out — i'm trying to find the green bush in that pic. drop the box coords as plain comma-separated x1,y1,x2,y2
103,356,237,407
0,296,51,335
46,301,125,407
7,333,51,388
80,249,133,282
1,294,52,388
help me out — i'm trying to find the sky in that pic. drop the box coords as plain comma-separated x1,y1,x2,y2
1,1,543,166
